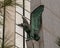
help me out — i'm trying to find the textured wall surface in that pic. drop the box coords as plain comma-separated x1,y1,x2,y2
42,0,60,48
30,0,41,12
5,6,15,48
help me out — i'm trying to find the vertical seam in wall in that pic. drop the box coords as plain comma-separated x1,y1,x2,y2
2,0,6,48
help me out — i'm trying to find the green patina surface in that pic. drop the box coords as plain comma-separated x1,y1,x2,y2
30,5,44,41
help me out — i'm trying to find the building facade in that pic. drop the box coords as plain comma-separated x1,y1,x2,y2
0,0,60,48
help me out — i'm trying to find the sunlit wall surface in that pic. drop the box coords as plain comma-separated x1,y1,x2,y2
16,0,30,48
16,0,23,47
